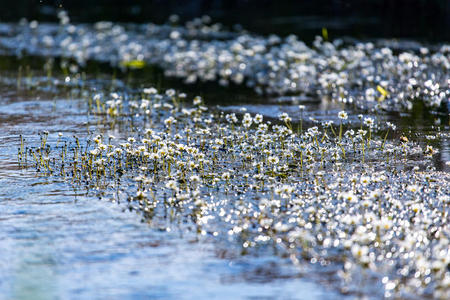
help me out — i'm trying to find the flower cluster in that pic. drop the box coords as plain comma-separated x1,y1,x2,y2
1,14,449,112
21,84,449,299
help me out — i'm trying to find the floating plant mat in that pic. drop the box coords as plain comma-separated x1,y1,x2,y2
12,70,449,300
0,11,449,113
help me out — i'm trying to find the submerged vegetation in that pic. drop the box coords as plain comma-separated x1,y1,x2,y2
1,10,449,300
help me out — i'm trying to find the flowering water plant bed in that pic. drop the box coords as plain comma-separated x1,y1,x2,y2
1,12,449,113
1,12,449,300
12,74,448,299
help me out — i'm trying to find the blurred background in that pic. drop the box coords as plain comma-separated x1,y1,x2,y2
0,0,449,42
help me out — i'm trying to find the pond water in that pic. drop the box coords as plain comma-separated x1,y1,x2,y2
0,15,449,300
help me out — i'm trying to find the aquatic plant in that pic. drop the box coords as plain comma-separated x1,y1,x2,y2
19,84,449,299
1,13,449,113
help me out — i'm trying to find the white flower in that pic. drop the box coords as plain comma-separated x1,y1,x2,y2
143,87,157,94
407,185,419,193
386,122,396,131
351,244,369,259
242,113,253,128
90,149,100,156
254,114,263,124
267,156,279,165
165,180,178,191
225,113,238,123
338,111,348,120
165,89,176,97
364,117,374,128
279,112,291,122
164,116,176,126
193,96,202,105
339,191,358,203
190,175,200,182
360,176,371,186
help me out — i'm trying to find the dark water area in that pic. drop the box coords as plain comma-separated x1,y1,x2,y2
1,0,449,42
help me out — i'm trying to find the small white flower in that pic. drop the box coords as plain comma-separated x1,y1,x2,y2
268,156,279,165
254,114,263,124
279,112,291,122
386,122,396,131
143,87,157,94
364,117,374,128
338,111,348,120
165,180,178,191
193,96,202,105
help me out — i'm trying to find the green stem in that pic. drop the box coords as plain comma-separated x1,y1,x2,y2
380,129,390,150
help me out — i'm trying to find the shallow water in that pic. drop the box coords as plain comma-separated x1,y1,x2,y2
0,79,347,299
